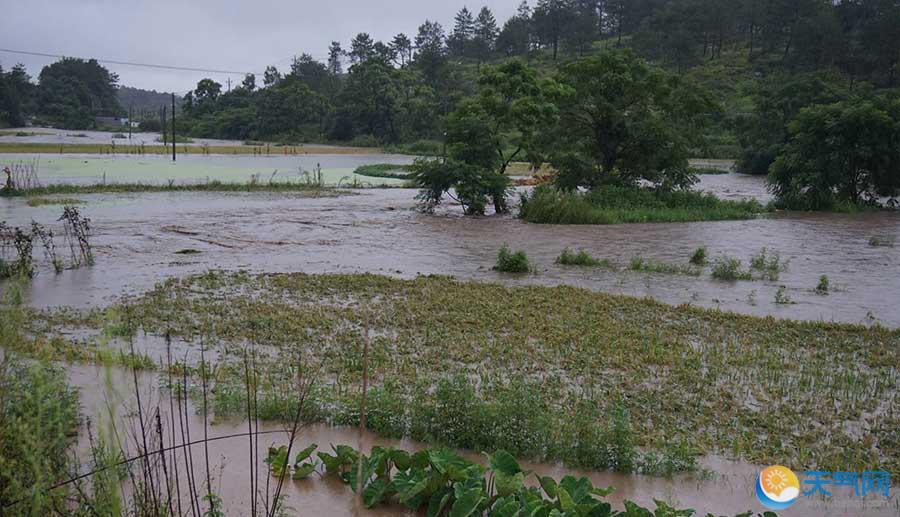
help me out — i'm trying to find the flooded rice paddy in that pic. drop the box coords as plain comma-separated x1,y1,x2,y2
3,153,899,515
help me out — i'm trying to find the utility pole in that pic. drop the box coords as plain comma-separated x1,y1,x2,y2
226,77,232,92
161,106,167,147
128,105,133,141
171,93,176,162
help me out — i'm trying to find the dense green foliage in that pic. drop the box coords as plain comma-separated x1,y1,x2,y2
277,442,773,516
494,244,532,273
768,98,900,209
519,185,766,224
0,58,122,129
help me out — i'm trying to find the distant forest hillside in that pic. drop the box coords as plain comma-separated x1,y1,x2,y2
117,86,181,117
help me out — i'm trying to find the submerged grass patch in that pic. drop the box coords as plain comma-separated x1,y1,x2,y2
26,272,900,480
352,163,413,180
628,256,701,276
519,185,768,225
555,247,615,268
494,245,531,273
25,197,85,207
0,142,383,155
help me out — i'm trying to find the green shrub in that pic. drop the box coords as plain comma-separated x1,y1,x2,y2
710,256,752,280
494,244,531,273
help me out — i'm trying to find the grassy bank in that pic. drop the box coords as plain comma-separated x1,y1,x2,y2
0,142,383,155
519,185,768,224
1,180,346,197
21,272,899,480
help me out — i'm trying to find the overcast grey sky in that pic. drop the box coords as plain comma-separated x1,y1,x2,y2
1,0,520,93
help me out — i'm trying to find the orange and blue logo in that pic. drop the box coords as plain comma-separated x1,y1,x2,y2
756,465,801,510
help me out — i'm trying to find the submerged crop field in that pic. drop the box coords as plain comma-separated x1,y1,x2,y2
19,271,899,481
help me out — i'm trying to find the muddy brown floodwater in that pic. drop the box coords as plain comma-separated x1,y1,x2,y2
67,364,899,517
2,174,898,326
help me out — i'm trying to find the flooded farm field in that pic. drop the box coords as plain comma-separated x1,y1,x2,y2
2,156,899,516
67,363,899,516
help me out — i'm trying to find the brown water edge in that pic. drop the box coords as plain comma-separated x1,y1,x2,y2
66,363,898,517
4,182,898,327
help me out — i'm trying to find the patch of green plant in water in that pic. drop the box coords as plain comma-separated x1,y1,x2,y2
519,185,768,225
689,247,708,266
352,163,413,180
261,442,764,516
3,180,345,197
629,257,701,276
25,197,85,207
774,287,795,305
494,244,531,273
749,247,787,281
816,275,830,295
555,247,615,268
710,256,752,281
868,235,896,247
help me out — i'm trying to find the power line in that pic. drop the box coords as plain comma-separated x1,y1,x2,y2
0,47,264,76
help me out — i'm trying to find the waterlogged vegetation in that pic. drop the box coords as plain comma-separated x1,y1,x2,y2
628,257,701,277
494,245,532,273
267,442,773,517
18,272,900,481
555,248,614,269
519,186,768,225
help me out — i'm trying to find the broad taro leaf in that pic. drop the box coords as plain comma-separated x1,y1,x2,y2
449,486,485,517
651,499,694,517
491,496,522,517
557,487,575,513
266,446,288,478
488,450,522,476
589,486,615,498
293,443,317,466
559,476,590,504
429,448,470,477
345,454,379,492
362,478,389,508
391,468,431,507
317,451,342,476
391,449,412,471
426,487,454,517
411,449,431,469
334,444,359,464
538,475,558,499
582,501,612,517
622,501,653,516
292,462,317,480
494,470,526,497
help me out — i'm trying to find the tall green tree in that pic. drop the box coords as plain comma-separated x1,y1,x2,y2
448,7,476,57
548,49,715,191
497,1,534,57
533,0,575,60
36,58,122,129
473,7,500,64
769,98,900,208
414,61,556,214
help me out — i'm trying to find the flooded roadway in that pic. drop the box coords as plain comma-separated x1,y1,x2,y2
68,364,899,516
2,177,898,327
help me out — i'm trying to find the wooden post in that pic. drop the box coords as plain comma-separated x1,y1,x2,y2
171,93,176,162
